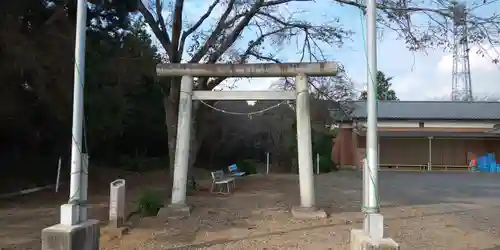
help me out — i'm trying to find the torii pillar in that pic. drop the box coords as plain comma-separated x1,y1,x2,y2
156,63,338,219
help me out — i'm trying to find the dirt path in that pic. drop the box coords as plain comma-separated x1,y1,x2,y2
102,172,500,250
0,169,171,250
3,171,500,249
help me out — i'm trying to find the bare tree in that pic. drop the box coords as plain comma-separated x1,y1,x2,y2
271,72,358,129
139,0,350,174
137,0,500,176
271,75,356,101
335,0,500,53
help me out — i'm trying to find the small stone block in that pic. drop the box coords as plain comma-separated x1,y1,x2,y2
157,203,192,219
291,206,327,219
350,229,399,250
42,219,100,250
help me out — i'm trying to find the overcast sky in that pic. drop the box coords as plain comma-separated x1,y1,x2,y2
147,0,500,101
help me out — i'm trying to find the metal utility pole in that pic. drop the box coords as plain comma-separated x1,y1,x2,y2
68,0,88,223
364,0,384,240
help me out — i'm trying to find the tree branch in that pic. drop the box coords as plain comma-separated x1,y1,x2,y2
170,0,185,62
206,1,265,63
334,0,500,50
254,10,348,61
189,0,238,63
334,0,450,17
139,0,173,57
189,0,314,63
204,25,288,89
179,0,221,55
155,0,169,37
264,0,312,6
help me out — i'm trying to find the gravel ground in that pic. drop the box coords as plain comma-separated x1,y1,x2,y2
102,172,500,250
0,169,171,250
3,171,500,250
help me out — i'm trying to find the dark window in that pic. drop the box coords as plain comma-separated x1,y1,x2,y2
419,122,424,128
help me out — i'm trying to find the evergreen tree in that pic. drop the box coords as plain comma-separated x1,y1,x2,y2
359,71,398,101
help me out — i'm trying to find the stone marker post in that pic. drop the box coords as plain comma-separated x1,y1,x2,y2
109,179,126,228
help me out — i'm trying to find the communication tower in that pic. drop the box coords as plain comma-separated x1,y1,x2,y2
451,2,473,101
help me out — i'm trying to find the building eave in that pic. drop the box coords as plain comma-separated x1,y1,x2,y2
335,117,500,122
357,131,500,138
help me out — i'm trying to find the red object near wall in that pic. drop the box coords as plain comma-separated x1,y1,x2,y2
331,127,359,168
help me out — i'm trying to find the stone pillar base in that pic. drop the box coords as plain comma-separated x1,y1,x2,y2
291,206,327,219
350,229,399,250
42,219,100,250
157,203,192,219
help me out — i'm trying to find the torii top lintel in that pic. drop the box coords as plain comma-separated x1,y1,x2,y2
156,62,338,77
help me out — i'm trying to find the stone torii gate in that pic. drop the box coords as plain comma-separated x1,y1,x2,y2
156,62,337,219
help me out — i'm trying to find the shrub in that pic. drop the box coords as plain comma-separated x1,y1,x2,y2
136,189,163,217
235,159,257,174
319,154,337,173
312,130,337,173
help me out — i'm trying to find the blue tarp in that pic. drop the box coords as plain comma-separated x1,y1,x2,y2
477,153,498,172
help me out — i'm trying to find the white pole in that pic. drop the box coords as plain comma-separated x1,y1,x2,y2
56,157,62,193
67,0,88,224
428,137,432,171
266,152,270,174
365,0,379,214
316,153,320,175
364,0,384,240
